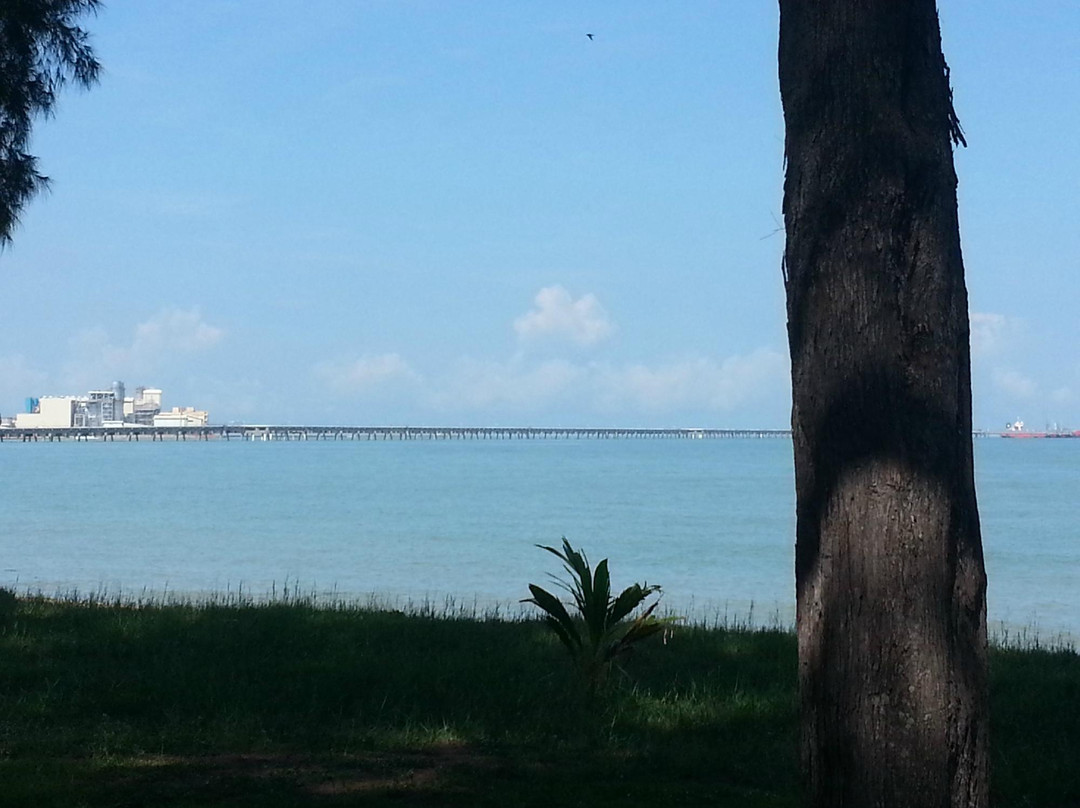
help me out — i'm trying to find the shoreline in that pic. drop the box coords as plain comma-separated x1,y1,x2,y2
3,585,1074,652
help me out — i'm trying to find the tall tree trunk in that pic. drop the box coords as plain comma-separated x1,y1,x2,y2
778,3,989,806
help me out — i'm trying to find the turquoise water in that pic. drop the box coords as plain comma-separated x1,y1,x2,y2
1,438,1076,639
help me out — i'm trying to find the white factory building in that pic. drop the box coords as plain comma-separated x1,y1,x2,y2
13,383,208,429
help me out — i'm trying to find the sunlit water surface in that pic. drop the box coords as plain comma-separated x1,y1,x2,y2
1,437,1076,640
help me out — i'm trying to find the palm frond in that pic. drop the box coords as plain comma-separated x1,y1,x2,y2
524,538,677,693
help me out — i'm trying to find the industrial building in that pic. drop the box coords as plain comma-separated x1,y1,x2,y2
152,407,210,427
13,383,208,429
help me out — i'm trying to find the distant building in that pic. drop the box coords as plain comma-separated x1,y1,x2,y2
125,387,163,426
14,396,79,428
75,382,126,427
153,407,209,427
13,382,208,428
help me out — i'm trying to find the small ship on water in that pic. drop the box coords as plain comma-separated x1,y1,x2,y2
1000,419,1080,439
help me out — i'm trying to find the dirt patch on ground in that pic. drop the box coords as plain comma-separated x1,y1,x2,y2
112,744,502,803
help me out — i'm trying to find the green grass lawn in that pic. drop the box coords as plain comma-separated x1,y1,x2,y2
0,595,1076,807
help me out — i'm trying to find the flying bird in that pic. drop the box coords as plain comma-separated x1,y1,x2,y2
586,33,594,40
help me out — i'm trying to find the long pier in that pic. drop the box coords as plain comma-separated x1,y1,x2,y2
0,425,793,442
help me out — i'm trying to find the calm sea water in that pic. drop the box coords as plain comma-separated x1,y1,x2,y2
1,438,1076,639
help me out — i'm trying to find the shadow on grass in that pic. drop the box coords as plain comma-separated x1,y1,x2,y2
4,745,797,808
0,598,1075,806
990,645,1080,808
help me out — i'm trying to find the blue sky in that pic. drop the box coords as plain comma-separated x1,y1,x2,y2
2,1,1077,428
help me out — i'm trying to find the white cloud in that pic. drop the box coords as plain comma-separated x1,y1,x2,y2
0,354,48,411
1050,387,1074,406
593,349,789,413
314,353,420,395
132,308,223,354
513,286,614,346
991,368,1037,399
429,357,584,410
62,307,223,389
969,311,1019,358
423,349,787,420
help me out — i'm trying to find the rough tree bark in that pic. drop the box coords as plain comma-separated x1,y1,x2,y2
778,2,989,806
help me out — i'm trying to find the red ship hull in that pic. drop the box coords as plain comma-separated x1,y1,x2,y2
1000,430,1080,439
